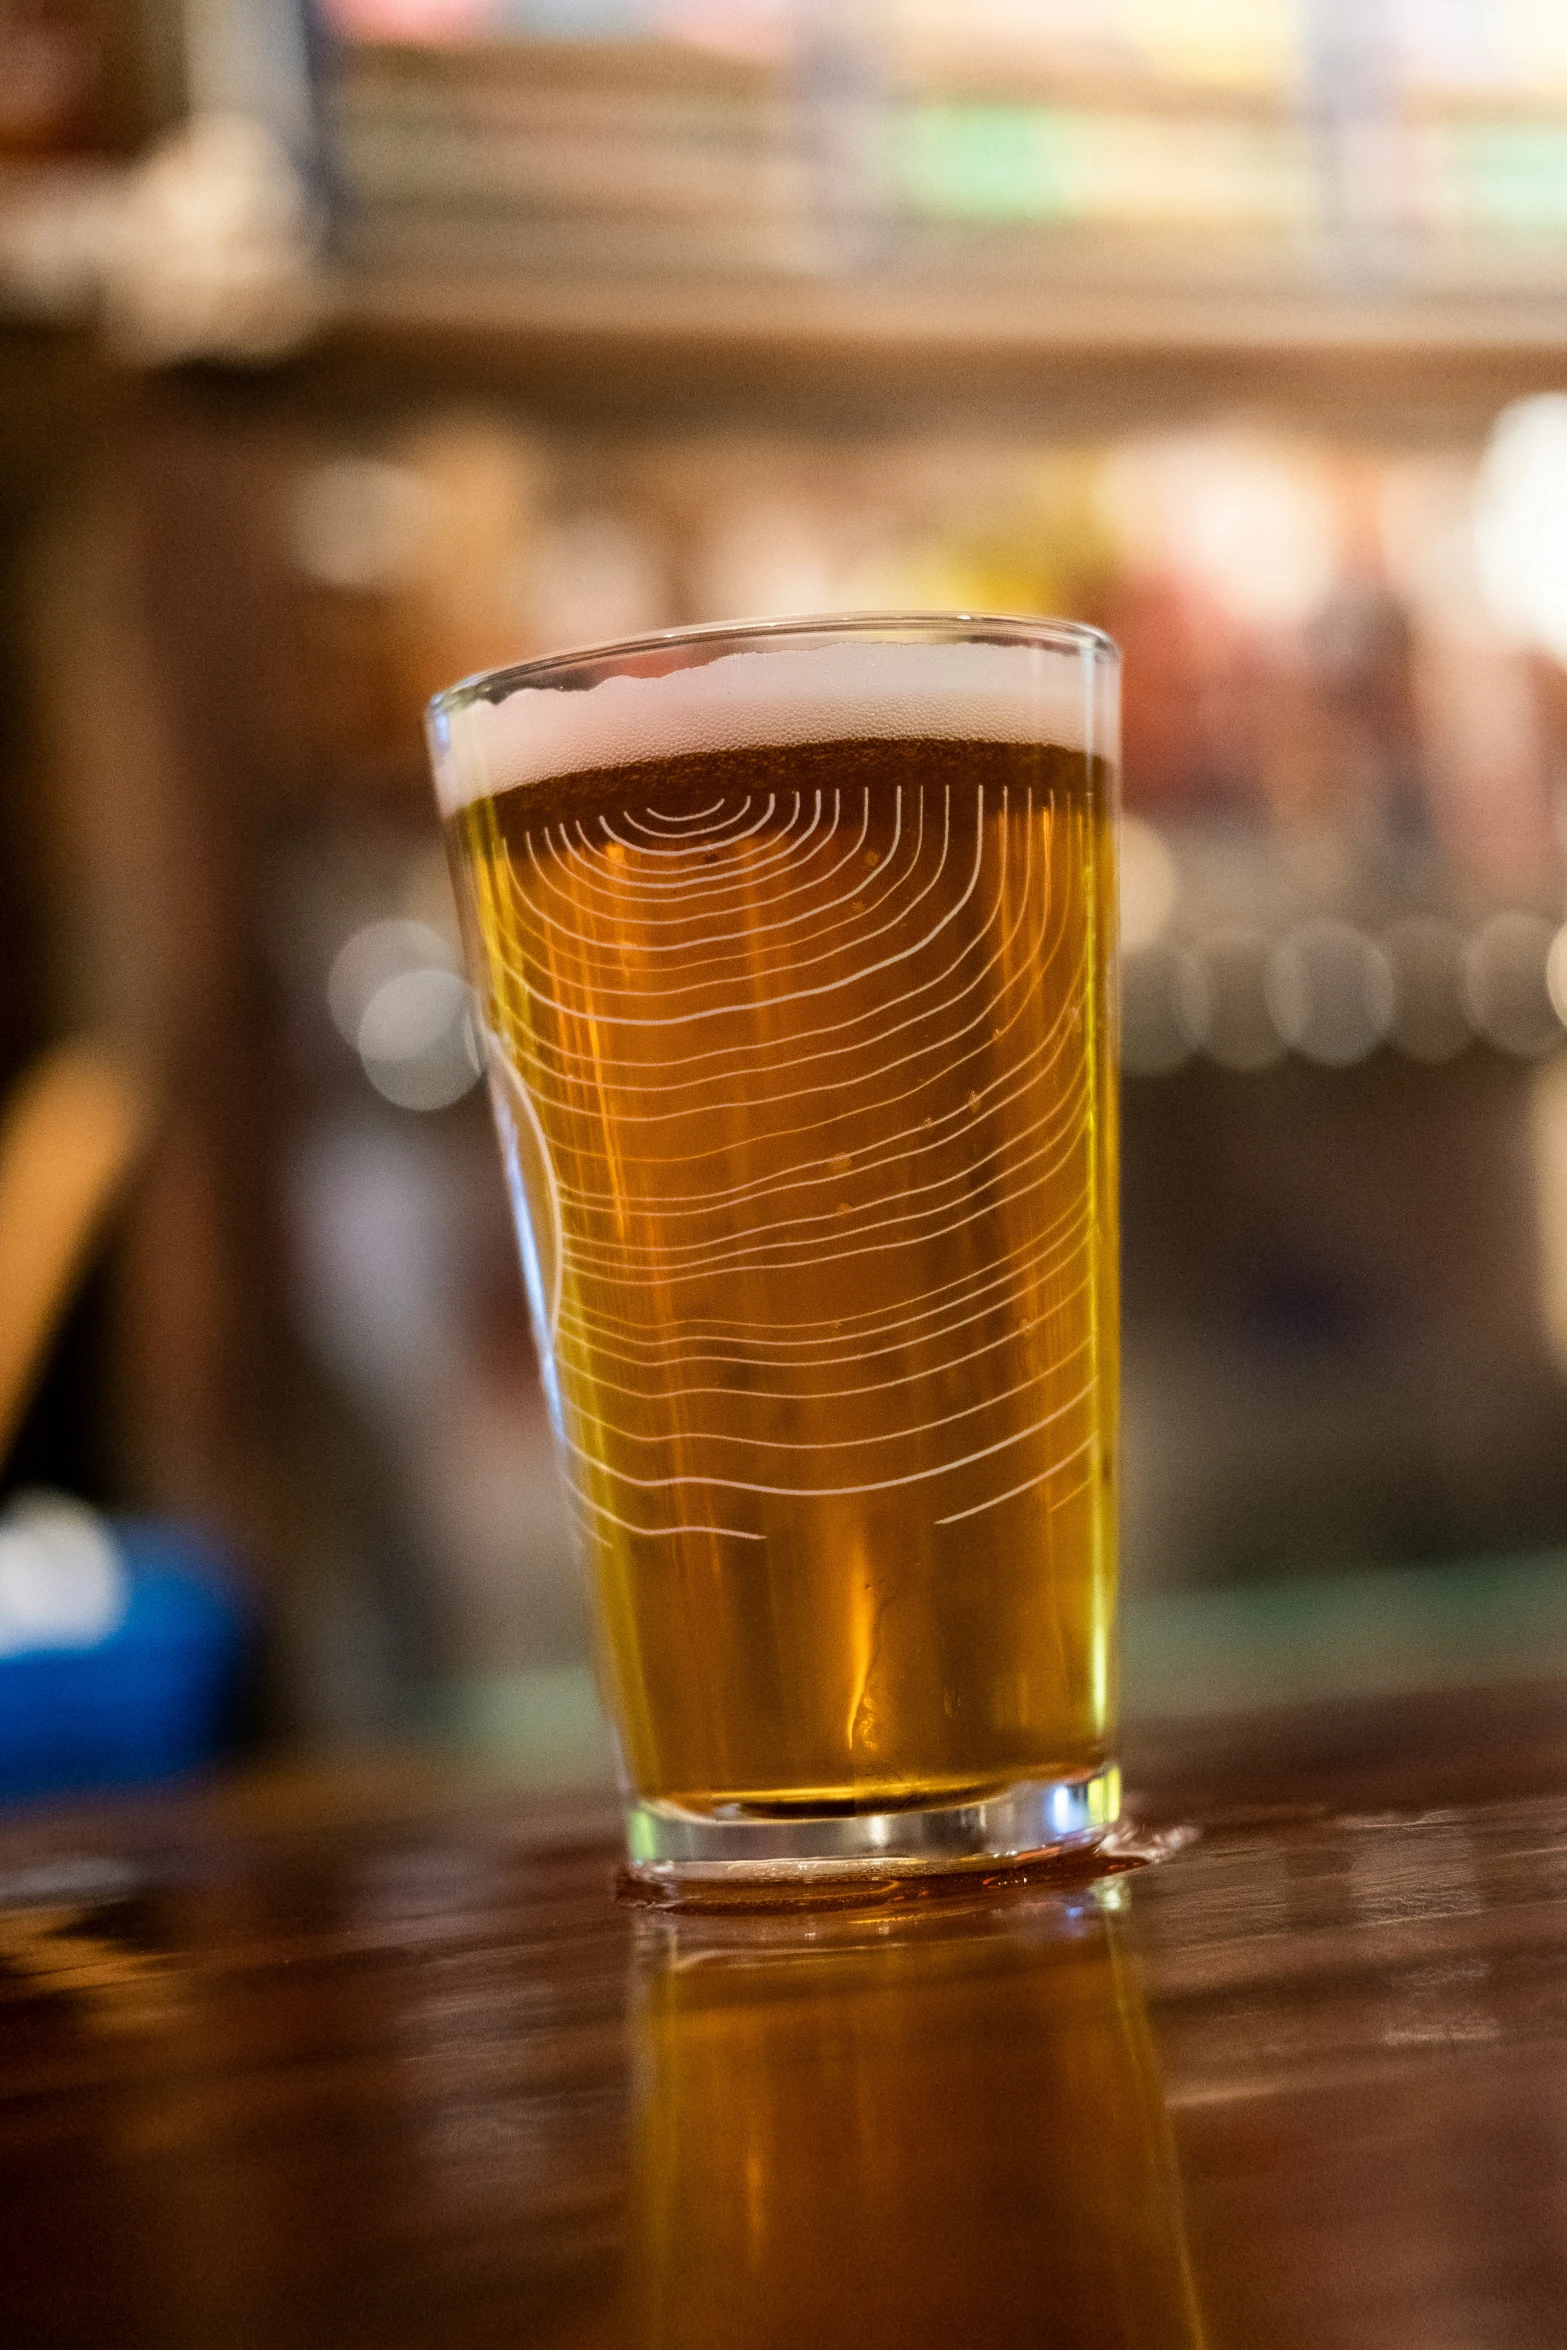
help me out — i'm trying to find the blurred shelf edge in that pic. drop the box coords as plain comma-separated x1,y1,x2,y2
335,263,1567,361
321,266,1567,428
6,223,1567,436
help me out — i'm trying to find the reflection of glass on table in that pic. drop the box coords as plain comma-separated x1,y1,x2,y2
627,1882,1205,2350
430,616,1120,1890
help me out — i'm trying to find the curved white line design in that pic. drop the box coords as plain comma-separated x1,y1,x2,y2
465,765,1109,1551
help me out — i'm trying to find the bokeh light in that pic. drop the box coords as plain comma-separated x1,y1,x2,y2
1118,815,1178,952
1267,919,1395,1069
1176,928,1285,1071
1462,910,1563,1057
1120,941,1193,1076
327,918,481,1109
357,967,482,1111
1384,918,1472,1063
1474,396,1567,665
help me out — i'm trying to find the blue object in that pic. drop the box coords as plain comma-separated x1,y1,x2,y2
0,1520,250,1804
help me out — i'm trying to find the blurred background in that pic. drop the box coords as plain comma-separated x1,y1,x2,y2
7,0,1567,1795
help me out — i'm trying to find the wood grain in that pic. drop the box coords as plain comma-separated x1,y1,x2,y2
5,1700,1567,2346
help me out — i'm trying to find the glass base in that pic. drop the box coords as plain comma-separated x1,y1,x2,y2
623,1765,1121,1897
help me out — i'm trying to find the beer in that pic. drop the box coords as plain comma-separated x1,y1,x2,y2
435,631,1118,1854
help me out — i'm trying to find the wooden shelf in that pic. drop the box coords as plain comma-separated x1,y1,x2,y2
8,244,1567,439
319,263,1567,434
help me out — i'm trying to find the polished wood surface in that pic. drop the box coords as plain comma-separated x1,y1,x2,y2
5,1690,1567,2348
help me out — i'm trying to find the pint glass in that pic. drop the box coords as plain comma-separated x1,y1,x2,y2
428,615,1120,1890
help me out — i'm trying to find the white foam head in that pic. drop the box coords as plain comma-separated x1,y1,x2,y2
428,636,1117,816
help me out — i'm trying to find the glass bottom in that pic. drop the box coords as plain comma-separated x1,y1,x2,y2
623,1764,1121,1897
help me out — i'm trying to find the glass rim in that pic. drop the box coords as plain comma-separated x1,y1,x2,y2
427,609,1119,725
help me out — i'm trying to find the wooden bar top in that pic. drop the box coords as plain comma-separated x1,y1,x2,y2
5,1685,1567,2349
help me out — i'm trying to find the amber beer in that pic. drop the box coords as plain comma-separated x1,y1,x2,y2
430,621,1119,1882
